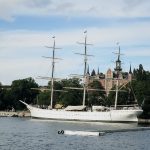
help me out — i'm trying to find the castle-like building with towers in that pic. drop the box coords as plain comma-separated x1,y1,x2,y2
87,46,132,95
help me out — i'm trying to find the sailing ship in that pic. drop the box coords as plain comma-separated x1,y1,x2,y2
20,33,142,122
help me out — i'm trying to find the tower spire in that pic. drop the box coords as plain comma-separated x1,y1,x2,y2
114,43,122,73
97,67,99,75
118,46,120,61
87,65,90,75
129,64,132,74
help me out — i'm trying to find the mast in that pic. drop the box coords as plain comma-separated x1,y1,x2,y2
114,79,119,109
114,43,122,109
50,37,55,108
45,36,62,109
114,45,122,73
77,31,93,106
83,32,87,106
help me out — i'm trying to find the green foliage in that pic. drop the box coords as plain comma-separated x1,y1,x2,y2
131,81,146,105
107,86,129,106
0,83,2,108
140,96,150,118
0,77,38,110
59,79,83,106
142,96,150,112
0,89,12,110
37,78,83,107
88,81,106,106
48,80,63,107
37,91,50,106
131,73,150,118
11,77,38,104
107,64,150,111
37,81,63,107
133,64,148,81
132,64,150,105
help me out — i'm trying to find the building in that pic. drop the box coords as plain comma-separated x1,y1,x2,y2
87,46,132,95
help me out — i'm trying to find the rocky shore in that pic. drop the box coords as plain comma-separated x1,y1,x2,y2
138,118,150,124
0,111,30,117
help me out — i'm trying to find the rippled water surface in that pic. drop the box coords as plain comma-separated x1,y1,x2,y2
0,117,149,150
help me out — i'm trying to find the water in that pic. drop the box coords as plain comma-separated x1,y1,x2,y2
0,117,150,150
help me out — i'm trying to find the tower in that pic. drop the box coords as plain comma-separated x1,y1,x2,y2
114,46,122,73
128,64,132,81
129,64,132,74
87,65,90,75
114,45,123,80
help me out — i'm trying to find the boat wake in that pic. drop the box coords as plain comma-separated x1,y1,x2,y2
58,127,150,137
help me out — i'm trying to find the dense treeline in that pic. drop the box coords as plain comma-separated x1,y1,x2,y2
0,78,39,110
0,64,150,118
132,64,150,118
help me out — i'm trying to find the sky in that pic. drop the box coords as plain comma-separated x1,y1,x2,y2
0,0,150,85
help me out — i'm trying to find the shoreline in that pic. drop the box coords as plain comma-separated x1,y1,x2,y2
138,118,150,124
0,111,30,117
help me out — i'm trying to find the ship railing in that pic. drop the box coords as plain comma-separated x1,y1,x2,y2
110,104,140,110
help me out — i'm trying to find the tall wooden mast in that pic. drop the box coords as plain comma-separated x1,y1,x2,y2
77,31,93,106
45,37,62,109
114,43,122,109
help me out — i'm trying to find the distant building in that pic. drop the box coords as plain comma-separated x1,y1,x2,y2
87,46,132,95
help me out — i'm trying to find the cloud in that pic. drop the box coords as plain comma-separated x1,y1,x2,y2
0,30,48,49
124,48,150,57
24,0,51,8
0,0,150,21
1,21,150,56
0,19,150,85
1,20,150,48
0,50,81,85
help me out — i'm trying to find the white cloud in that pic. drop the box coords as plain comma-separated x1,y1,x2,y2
124,48,150,57
0,20,150,85
1,21,150,50
0,30,48,49
0,0,150,21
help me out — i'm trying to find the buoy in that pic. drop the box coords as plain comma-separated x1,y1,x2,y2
58,130,64,134
58,130,105,136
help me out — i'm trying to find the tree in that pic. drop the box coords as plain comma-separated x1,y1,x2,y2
133,64,147,80
131,64,150,105
107,86,128,107
59,79,83,106
131,64,150,118
142,96,150,118
88,81,106,106
91,69,96,76
48,80,63,107
0,82,2,109
107,82,137,107
37,78,83,107
0,89,14,110
37,81,63,107
11,77,39,109
131,81,145,105
37,91,51,106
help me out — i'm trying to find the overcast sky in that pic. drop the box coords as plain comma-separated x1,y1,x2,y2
0,0,150,85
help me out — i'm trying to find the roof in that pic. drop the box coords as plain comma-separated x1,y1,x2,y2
92,106,105,111
65,105,86,111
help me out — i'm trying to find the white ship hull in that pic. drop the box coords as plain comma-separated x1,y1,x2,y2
22,101,142,122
